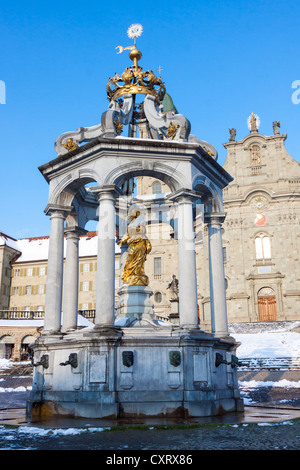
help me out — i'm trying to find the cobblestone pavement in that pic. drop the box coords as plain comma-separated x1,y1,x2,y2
0,367,300,451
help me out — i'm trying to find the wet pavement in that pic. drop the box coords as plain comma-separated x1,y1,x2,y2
0,366,300,451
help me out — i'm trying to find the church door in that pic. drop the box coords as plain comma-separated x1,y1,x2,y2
258,287,277,321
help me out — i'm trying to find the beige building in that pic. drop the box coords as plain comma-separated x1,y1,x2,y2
1,117,300,358
219,118,300,324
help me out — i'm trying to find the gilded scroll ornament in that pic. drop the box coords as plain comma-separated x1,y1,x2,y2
62,138,79,151
167,122,180,140
114,117,123,135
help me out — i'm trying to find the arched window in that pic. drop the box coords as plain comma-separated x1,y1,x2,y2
152,181,162,194
255,234,271,259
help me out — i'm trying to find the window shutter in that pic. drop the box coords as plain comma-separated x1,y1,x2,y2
80,282,83,291
89,281,92,291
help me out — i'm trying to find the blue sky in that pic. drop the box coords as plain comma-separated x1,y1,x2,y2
1,0,299,238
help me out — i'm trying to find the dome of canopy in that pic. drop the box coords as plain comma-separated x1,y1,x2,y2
161,93,178,114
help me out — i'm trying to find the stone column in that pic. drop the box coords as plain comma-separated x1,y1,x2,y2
92,185,122,328
204,212,228,337
62,226,87,332
169,190,199,329
44,206,70,334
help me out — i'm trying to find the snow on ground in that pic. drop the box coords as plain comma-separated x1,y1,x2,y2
0,358,14,370
232,332,300,358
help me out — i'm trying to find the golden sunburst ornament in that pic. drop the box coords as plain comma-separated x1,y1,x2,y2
127,23,143,39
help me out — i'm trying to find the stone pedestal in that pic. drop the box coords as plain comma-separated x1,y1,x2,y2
116,285,158,327
27,325,243,420
168,299,179,324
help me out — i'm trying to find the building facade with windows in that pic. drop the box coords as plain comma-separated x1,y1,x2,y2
218,119,300,324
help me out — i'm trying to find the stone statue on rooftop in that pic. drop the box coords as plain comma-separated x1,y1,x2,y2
229,128,236,142
272,121,281,135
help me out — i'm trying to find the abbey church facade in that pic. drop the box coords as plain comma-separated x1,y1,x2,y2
136,117,300,328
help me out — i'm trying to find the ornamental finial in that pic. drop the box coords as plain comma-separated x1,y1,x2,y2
115,23,143,67
107,24,166,102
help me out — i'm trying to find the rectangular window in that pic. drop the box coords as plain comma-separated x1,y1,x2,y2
38,284,44,294
25,285,31,295
24,306,30,311
27,268,33,277
263,237,271,259
115,259,120,270
258,266,271,274
12,286,18,295
154,257,161,274
37,305,44,311
82,281,89,291
14,269,20,277
82,303,89,310
154,257,162,279
39,266,46,276
83,263,90,272
255,237,263,259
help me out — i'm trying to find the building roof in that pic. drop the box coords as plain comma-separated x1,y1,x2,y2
0,232,21,256
0,231,121,264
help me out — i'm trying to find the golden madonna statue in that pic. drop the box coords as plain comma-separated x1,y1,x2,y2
118,205,152,286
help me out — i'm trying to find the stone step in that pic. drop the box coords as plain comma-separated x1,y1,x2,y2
238,357,300,371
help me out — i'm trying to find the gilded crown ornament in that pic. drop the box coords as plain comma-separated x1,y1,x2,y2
54,24,191,155
107,23,166,103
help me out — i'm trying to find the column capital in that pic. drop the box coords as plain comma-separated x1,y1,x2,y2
204,212,226,225
64,226,88,238
167,188,199,204
44,204,73,217
91,184,124,201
